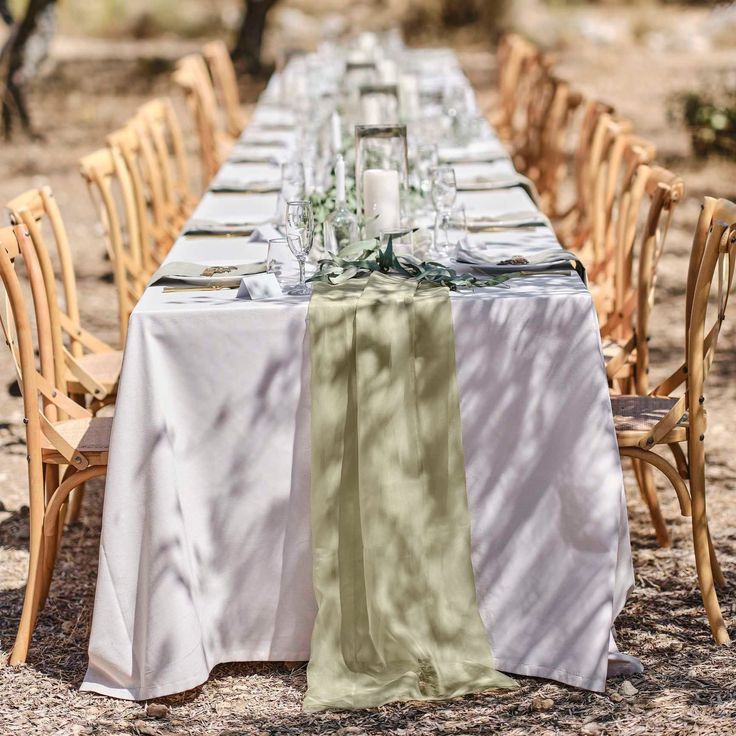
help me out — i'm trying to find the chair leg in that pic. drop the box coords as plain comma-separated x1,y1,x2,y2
632,458,671,547
689,444,730,644
708,524,726,589
36,465,61,612
9,501,46,665
66,482,85,524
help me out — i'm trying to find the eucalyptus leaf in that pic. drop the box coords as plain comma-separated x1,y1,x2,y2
308,235,514,291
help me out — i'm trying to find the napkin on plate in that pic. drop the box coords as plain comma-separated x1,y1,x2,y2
183,219,273,236
209,179,281,194
455,246,587,283
149,261,267,287
227,152,282,166
465,210,550,231
439,141,509,164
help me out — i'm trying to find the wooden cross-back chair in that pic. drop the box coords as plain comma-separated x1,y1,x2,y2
511,53,556,176
525,75,584,214
80,147,146,346
6,186,123,412
0,224,111,665
137,97,199,224
588,128,657,288
552,100,617,250
173,54,230,188
107,121,174,271
491,33,539,144
610,197,736,645
601,166,684,394
202,40,248,139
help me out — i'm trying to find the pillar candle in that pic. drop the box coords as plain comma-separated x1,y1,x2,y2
331,112,342,154
361,96,382,125
363,169,401,239
378,59,398,85
399,74,420,120
335,154,346,204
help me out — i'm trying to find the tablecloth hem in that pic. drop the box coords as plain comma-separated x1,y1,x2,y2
494,659,605,693
80,650,312,701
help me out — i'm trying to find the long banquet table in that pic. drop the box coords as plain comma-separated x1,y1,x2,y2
81,48,635,701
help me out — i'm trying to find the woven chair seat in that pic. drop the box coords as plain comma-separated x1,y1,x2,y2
69,350,123,390
610,395,687,434
41,417,112,463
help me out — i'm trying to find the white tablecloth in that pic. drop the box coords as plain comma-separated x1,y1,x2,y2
81,52,634,701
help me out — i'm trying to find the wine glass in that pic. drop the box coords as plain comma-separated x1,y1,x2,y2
415,143,439,211
276,162,305,221
434,204,466,259
285,200,314,295
431,166,457,214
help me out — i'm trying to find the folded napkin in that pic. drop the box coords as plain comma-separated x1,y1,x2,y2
235,137,289,148
183,218,272,236
227,152,281,166
248,223,283,243
456,175,541,205
210,179,281,194
439,142,509,164
455,246,587,284
465,210,550,231
149,260,266,287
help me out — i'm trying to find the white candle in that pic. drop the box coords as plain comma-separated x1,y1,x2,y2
361,95,382,125
331,112,342,154
359,32,378,57
335,154,346,204
363,169,401,239
378,59,398,84
399,74,420,120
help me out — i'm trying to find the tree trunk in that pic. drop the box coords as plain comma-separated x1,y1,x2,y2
231,0,279,76
0,0,56,140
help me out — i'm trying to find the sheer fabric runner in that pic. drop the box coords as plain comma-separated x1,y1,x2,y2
305,273,517,711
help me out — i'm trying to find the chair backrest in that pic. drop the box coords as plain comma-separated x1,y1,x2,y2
687,199,736,396
137,97,197,216
79,147,145,345
495,34,539,142
628,167,684,391
0,225,93,489
6,187,84,361
107,122,169,271
569,100,617,227
594,125,656,265
173,54,223,187
202,40,244,139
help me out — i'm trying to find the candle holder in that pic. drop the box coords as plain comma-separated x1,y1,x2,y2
354,124,409,235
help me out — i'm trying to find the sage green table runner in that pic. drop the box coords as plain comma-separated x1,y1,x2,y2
305,273,517,712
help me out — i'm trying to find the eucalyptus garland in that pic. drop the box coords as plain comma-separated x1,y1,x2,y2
308,235,512,291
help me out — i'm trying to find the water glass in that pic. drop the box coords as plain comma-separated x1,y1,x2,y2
415,143,439,210
285,200,314,295
267,237,300,283
276,162,305,220
431,166,458,213
434,204,467,259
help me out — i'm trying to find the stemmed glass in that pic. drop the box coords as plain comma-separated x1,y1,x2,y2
431,166,458,254
285,200,314,295
415,143,439,212
276,162,305,221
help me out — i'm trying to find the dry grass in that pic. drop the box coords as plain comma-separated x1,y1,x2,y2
2,10,736,735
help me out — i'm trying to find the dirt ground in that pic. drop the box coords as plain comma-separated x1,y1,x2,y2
2,13,736,736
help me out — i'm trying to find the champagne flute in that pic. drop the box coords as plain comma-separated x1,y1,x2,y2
276,162,305,221
431,165,457,213
285,200,314,295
